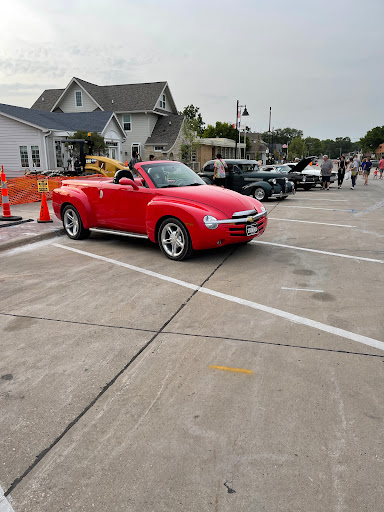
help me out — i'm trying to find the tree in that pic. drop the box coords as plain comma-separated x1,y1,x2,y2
180,119,199,163
67,131,106,156
179,105,205,136
288,137,306,159
360,126,384,154
304,137,322,157
203,121,237,141
261,127,303,145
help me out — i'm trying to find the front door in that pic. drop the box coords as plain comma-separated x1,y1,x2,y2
114,184,150,232
226,165,244,192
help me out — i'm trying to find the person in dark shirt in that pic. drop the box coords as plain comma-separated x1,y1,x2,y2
129,151,142,176
337,156,346,188
362,158,372,185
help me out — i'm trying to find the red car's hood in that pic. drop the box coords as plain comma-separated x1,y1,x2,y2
158,185,260,217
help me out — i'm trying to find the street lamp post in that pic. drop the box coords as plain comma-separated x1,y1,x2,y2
235,100,249,159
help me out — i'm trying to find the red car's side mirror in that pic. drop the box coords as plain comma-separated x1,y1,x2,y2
119,178,140,190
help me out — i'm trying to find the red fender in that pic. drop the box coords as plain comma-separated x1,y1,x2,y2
52,187,96,228
146,198,223,250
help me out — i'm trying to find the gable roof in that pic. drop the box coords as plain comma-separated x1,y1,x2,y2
0,103,119,133
31,89,65,111
31,78,176,113
145,114,184,151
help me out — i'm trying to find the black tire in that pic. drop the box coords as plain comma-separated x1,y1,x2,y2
253,187,267,201
158,217,193,261
62,205,90,240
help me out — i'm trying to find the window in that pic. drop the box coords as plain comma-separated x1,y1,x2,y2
20,146,29,167
159,94,166,109
154,146,164,151
31,146,40,167
123,114,131,131
75,90,83,107
191,150,197,162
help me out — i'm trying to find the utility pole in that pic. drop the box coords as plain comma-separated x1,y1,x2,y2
268,107,272,164
235,100,239,159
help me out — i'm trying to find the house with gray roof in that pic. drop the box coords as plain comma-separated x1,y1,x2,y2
32,77,186,163
0,103,124,177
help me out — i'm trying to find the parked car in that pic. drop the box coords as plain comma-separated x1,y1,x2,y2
52,161,268,261
261,157,324,190
199,159,295,201
370,159,379,168
265,157,337,188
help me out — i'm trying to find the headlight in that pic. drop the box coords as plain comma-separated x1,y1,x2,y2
203,215,219,229
269,178,277,184
302,176,306,182
260,205,267,213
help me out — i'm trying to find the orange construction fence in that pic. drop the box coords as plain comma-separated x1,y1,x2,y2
0,174,103,206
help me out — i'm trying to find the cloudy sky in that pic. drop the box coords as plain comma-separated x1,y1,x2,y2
1,0,382,141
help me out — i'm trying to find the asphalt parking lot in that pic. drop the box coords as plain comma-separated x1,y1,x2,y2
1,179,383,511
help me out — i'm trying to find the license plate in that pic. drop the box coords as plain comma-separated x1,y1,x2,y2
246,223,259,236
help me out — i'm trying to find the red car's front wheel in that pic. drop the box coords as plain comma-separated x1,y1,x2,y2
159,218,193,261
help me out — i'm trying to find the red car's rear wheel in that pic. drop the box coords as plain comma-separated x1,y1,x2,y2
62,205,90,240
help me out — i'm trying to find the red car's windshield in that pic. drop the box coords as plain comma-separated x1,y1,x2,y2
141,163,205,188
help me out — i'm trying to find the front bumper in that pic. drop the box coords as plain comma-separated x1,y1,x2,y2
204,210,266,226
195,210,268,250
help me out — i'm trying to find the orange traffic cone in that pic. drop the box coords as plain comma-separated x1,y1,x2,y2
0,165,22,221
125,159,128,166
37,193,53,223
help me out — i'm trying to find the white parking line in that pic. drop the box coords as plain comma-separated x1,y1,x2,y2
279,206,354,212
0,487,15,512
53,243,384,352
281,287,324,293
268,218,357,228
294,198,347,202
251,240,384,264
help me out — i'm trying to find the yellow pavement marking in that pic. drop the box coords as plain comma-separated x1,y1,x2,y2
209,365,253,374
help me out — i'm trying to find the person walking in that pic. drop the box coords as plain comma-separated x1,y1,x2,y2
213,153,227,188
379,156,384,179
362,158,372,185
350,156,359,189
129,150,142,176
320,155,333,190
337,156,346,188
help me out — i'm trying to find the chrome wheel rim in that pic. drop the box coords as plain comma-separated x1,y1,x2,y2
64,209,79,237
161,223,185,258
254,188,265,200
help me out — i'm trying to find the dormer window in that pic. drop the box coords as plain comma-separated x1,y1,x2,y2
159,94,166,109
75,90,83,107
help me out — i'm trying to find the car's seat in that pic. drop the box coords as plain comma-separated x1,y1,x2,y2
113,169,134,184
149,168,167,187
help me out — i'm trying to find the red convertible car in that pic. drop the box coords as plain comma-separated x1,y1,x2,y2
52,161,268,261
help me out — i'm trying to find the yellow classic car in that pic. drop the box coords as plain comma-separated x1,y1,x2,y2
85,156,130,177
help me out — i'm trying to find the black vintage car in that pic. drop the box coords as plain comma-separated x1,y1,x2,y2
199,159,295,201
261,156,321,190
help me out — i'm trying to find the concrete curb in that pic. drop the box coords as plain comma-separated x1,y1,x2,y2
0,227,64,253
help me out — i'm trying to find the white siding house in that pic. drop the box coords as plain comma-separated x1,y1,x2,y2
32,77,185,161
0,104,125,177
